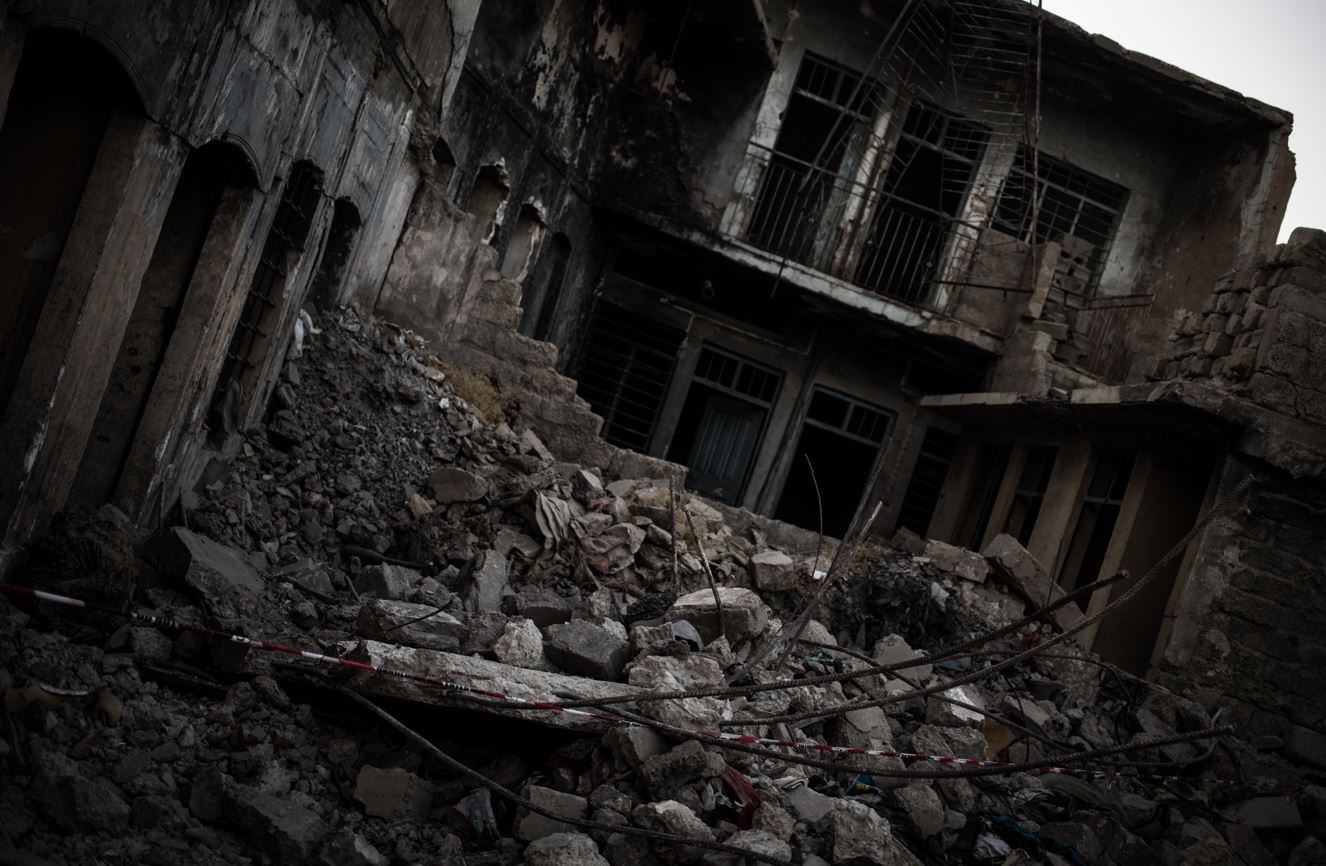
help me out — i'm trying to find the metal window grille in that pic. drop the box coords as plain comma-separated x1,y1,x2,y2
896,426,960,536
574,304,685,452
993,145,1129,296
803,387,894,446
692,345,782,407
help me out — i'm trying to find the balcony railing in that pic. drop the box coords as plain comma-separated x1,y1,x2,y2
722,143,951,309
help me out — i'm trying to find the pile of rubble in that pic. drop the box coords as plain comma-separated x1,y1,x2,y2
2,307,1323,866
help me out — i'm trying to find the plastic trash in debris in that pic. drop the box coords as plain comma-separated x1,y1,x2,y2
850,772,882,795
930,581,951,603
972,832,1012,859
453,787,497,837
288,309,317,359
812,569,827,581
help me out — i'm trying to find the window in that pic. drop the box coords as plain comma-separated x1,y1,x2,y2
854,102,989,304
745,53,881,262
575,304,684,452
896,426,960,536
993,146,1128,295
953,442,1012,550
668,346,783,505
1057,449,1134,592
1002,446,1057,546
777,388,894,536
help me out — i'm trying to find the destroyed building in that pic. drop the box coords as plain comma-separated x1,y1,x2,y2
2,0,1326,864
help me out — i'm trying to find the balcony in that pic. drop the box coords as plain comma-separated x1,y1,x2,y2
721,142,953,310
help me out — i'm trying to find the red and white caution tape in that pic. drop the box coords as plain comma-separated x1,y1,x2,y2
0,582,1191,782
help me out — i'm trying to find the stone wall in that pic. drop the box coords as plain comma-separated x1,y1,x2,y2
1152,228,1326,431
1159,458,1326,740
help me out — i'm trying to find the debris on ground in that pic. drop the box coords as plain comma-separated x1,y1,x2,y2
0,307,1316,866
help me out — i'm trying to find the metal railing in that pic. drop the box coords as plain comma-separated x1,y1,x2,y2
724,143,951,309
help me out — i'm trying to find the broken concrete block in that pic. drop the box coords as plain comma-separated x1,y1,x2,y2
982,533,1084,633
892,783,945,838
152,527,265,622
544,620,628,680
353,766,433,822
570,468,604,501
923,539,989,583
514,786,588,841
225,783,329,862
829,798,913,865
321,827,389,866
44,776,131,833
871,634,932,681
520,428,554,462
358,563,423,600
515,587,574,628
667,587,768,643
749,549,799,591
494,618,544,668
524,832,609,866
627,654,726,730
429,467,489,503
928,685,985,727
356,598,464,651
784,784,836,823
639,740,724,800
631,799,714,841
724,829,793,863
406,492,433,519
603,725,668,768
465,550,509,612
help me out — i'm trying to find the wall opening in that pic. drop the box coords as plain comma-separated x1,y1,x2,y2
310,198,362,306
211,160,324,436
0,30,139,418
667,346,783,506
1056,448,1135,591
519,232,571,341
1001,446,1057,546
775,388,894,537
500,203,546,281
895,426,960,536
468,165,508,245
575,303,684,452
69,142,252,509
431,136,457,193
952,441,1012,549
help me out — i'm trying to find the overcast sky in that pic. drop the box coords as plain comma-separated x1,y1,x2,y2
1043,0,1324,242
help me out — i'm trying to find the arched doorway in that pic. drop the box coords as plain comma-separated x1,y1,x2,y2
0,30,140,418
468,165,508,245
519,232,571,341
310,198,363,306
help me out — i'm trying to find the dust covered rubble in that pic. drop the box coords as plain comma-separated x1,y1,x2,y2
0,307,1316,866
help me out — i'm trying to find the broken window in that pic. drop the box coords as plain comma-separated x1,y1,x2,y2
896,426,960,536
775,388,894,537
1057,448,1135,592
468,165,508,245
993,146,1128,296
953,442,1012,550
668,346,783,506
575,303,684,453
745,53,879,265
1002,446,1057,546
213,160,323,428
854,103,988,305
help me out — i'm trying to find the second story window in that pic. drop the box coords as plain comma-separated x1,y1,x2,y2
993,146,1129,296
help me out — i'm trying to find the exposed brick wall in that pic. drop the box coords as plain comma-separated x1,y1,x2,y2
1160,460,1326,737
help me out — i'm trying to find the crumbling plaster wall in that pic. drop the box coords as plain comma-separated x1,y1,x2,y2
0,0,472,557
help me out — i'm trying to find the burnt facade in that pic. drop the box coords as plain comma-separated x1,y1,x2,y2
0,0,1323,736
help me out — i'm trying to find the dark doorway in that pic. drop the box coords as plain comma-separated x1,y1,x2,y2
519,233,570,341
1002,446,1057,546
0,31,139,416
310,198,362,306
468,165,508,245
776,388,893,537
953,442,1012,550
668,346,781,506
1057,448,1135,592
575,304,684,452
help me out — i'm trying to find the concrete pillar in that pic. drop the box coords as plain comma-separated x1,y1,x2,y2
1026,436,1092,571
114,185,266,524
0,114,185,548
